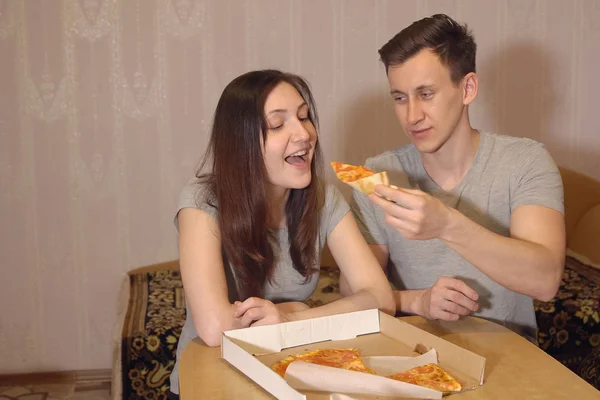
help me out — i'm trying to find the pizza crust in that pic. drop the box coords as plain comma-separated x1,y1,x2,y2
330,161,390,195
346,171,390,195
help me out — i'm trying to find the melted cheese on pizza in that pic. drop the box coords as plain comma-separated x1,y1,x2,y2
271,348,375,377
387,363,462,393
330,161,376,182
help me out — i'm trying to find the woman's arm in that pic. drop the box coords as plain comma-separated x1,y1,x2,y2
234,213,395,326
178,207,244,346
289,212,396,320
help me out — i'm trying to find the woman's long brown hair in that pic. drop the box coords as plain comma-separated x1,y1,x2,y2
196,70,324,299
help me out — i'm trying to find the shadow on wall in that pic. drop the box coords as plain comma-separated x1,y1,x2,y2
477,42,600,178
320,86,403,267
328,87,409,199
477,42,557,147
341,88,408,165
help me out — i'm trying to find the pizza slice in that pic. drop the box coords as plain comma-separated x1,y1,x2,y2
330,161,389,195
386,363,462,393
271,348,375,377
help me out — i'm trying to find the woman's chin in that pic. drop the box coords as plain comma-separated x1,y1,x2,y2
289,175,312,190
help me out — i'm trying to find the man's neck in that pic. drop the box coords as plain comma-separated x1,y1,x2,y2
421,124,480,192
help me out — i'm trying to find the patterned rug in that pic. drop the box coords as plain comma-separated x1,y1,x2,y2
121,258,600,399
0,386,52,400
0,384,110,400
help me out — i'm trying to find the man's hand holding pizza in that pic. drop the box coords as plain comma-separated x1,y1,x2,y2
368,184,480,322
368,184,452,241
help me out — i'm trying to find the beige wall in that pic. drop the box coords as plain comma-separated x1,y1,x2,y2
1,0,599,373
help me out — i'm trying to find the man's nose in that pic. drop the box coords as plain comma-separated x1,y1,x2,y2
407,99,425,125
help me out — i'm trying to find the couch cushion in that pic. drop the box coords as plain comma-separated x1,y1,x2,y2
568,205,600,266
121,269,185,399
534,252,600,389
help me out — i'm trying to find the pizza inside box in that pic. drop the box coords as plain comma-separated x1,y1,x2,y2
221,309,486,399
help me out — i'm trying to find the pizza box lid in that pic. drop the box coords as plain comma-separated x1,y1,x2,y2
221,309,486,399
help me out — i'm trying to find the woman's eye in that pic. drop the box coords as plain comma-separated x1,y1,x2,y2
268,119,284,130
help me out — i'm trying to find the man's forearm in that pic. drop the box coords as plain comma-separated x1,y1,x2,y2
440,209,563,301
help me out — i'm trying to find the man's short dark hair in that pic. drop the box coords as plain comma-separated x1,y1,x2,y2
378,14,477,84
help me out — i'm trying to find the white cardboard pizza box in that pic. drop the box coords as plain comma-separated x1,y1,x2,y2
221,309,486,400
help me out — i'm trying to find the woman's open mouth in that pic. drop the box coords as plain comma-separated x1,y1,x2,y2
285,149,309,168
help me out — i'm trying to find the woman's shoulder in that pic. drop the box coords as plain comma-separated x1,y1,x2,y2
322,182,345,205
320,182,350,233
177,176,218,218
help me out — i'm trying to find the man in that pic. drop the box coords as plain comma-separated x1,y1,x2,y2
342,14,565,341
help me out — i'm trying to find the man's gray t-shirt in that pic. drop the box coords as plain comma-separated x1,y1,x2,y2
169,180,350,394
351,132,564,339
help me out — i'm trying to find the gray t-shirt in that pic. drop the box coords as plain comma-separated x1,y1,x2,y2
351,132,564,340
170,180,350,394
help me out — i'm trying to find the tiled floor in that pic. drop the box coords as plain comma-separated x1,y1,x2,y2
0,381,111,400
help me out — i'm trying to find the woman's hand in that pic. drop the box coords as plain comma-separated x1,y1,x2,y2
233,297,296,327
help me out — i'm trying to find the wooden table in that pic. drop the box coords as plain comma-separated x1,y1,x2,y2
179,316,599,399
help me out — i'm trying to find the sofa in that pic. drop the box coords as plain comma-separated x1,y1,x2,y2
531,168,600,387
113,167,600,399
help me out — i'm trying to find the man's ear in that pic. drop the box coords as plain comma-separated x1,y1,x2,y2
462,72,478,106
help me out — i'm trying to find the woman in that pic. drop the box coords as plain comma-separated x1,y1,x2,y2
168,70,394,397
